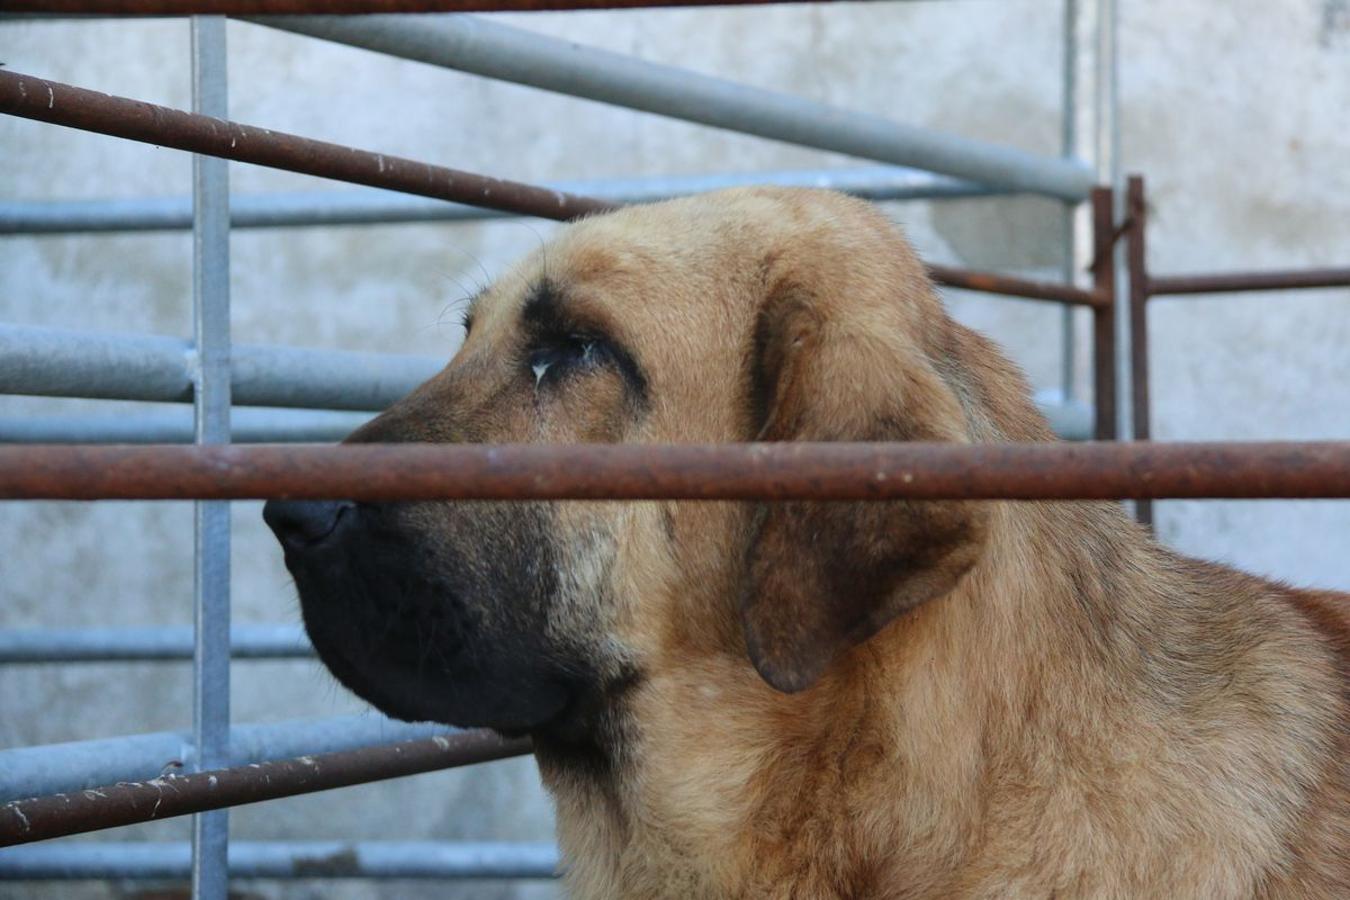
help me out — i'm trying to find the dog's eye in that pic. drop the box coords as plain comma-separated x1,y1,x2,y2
527,335,601,387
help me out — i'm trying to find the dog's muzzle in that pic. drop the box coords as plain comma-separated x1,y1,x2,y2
262,497,578,733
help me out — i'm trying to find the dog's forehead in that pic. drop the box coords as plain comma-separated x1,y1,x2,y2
471,206,767,348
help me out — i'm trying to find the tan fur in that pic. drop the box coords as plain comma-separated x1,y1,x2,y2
430,188,1348,898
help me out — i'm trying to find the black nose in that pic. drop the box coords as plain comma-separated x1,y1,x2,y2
263,499,355,550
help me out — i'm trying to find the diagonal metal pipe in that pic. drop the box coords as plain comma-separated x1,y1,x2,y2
253,13,1094,201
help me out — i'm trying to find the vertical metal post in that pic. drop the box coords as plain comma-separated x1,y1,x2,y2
1094,0,1130,442
1059,0,1082,403
1125,174,1153,525
1091,186,1116,440
190,16,232,900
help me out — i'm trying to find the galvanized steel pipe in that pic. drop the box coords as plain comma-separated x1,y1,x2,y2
0,324,441,411
0,167,1000,234
0,408,373,443
256,13,1094,201
0,623,312,663
0,714,455,800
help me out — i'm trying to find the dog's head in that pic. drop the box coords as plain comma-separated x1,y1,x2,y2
264,188,1046,744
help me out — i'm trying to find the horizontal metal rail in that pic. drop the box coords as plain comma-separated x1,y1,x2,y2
0,70,616,222
926,264,1105,307
0,324,441,411
0,624,311,663
1,731,530,846
252,13,1092,201
0,840,560,880
0,404,1082,444
1147,268,1350,297
0,715,456,800
0,442,1346,501
1,0,837,14
0,324,1091,439
0,408,372,443
0,167,1002,235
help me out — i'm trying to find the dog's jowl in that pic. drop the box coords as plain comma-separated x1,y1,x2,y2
265,188,1348,899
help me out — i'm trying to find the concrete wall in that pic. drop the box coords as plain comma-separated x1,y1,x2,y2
1,2,1346,897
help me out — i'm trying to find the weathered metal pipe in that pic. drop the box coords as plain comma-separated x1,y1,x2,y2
0,70,616,222
1147,268,1350,296
925,264,1105,307
1125,175,1153,526
0,731,530,846
0,442,1345,501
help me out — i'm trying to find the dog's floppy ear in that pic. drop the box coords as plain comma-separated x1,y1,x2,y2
741,274,990,694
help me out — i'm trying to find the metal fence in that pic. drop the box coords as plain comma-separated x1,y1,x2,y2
1,2,1345,898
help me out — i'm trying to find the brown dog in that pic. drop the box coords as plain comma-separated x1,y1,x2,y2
263,188,1348,898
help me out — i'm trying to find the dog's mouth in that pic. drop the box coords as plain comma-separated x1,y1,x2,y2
307,618,576,731
293,569,581,732
264,497,633,742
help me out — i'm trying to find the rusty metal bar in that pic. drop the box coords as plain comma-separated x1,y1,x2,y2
924,265,1105,308
0,731,530,847
0,70,617,222
0,442,1346,501
1147,267,1350,297
1090,185,1116,439
1125,174,1152,526
0,0,835,13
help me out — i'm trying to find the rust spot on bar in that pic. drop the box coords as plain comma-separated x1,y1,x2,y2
0,442,1345,502
291,847,361,877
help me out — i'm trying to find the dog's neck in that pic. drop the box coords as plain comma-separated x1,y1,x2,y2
538,501,1330,898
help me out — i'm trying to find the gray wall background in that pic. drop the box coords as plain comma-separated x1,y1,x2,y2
1,2,1347,897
